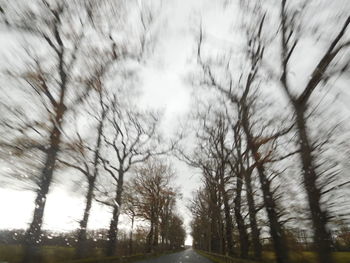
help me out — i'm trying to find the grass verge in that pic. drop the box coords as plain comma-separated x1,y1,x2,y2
0,245,183,263
65,248,185,263
197,250,350,263
196,250,258,263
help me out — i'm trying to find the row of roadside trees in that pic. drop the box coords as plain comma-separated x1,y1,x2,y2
184,1,350,263
0,0,185,262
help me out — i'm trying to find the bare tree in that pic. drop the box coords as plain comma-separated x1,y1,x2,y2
196,11,294,262
201,111,236,256
178,106,241,255
122,182,138,255
278,1,350,262
0,2,107,261
98,98,168,256
167,215,186,249
190,188,212,251
57,89,109,259
177,124,223,253
129,159,179,252
159,186,178,249
0,0,160,260
229,121,250,258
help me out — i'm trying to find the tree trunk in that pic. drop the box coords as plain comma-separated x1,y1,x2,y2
241,106,290,263
218,131,235,256
221,221,226,254
106,204,120,256
295,106,333,263
22,104,65,263
222,190,235,256
209,186,221,253
153,219,159,249
22,39,68,263
208,222,212,252
255,156,289,263
75,179,95,258
76,103,106,259
129,215,134,255
147,219,154,253
244,168,262,260
106,170,124,256
234,173,249,258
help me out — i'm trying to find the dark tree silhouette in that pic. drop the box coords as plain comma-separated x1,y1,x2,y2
278,1,350,262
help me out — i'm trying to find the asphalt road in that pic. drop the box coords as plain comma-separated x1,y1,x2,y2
134,248,214,263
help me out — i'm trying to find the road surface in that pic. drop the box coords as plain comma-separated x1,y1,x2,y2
135,248,214,263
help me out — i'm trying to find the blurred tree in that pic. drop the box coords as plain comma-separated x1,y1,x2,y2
58,88,109,259
167,215,186,249
122,182,138,255
278,1,350,262
0,1,108,262
196,20,292,263
129,159,182,252
0,0,162,260
98,100,166,256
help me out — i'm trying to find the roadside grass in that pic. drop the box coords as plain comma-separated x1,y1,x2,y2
0,245,184,263
196,250,257,263
65,248,184,263
197,250,350,263
263,251,350,263
0,245,76,263
66,252,171,263
195,251,225,263
0,245,23,263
